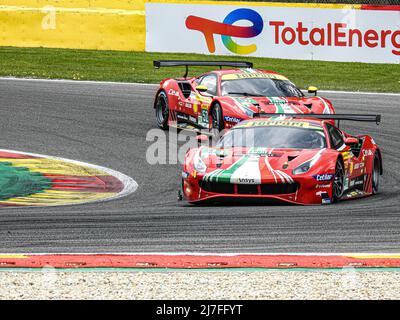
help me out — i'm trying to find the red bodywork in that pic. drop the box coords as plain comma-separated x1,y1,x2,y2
154,68,336,131
182,118,382,205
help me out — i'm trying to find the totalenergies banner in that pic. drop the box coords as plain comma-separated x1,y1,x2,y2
146,1,400,64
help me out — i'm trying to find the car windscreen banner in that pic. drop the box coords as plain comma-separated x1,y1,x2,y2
145,1,400,64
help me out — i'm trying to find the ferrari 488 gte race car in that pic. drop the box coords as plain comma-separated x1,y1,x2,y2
153,60,335,133
181,114,382,205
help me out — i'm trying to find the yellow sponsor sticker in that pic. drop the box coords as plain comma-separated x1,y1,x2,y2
0,254,27,259
238,120,310,129
349,254,400,259
222,73,288,81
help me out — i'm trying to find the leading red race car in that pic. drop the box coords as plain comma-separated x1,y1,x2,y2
153,60,335,133
181,114,382,205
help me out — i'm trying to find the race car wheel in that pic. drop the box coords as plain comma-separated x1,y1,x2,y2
332,159,345,203
211,103,224,134
372,152,380,194
155,90,169,130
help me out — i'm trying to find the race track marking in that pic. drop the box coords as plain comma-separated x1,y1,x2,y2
0,149,137,208
0,253,400,269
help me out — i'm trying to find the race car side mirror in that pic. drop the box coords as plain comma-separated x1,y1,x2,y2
344,137,359,145
196,134,209,146
196,85,208,93
307,86,318,96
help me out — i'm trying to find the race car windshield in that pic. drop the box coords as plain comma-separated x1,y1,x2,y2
221,78,304,98
217,126,327,149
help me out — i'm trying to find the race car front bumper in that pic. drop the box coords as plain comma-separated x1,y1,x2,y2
182,170,334,205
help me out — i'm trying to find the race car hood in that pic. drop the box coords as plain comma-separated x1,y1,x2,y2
229,96,330,115
200,147,326,184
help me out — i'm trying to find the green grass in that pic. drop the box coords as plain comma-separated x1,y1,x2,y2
0,46,399,92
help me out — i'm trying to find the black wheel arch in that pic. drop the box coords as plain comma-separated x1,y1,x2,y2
337,154,345,170
153,88,167,109
209,100,223,117
376,148,383,175
209,100,225,131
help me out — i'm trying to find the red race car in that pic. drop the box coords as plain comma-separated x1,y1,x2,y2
153,60,335,133
181,114,382,205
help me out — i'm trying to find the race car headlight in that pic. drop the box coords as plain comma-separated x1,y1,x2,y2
244,108,254,117
193,151,207,173
292,160,313,175
292,150,323,175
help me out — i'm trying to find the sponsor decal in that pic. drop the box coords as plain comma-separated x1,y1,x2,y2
349,162,354,174
201,148,228,158
147,3,400,63
345,190,365,198
354,179,364,186
188,115,197,123
316,184,331,189
222,72,287,81
363,149,374,157
248,147,280,157
354,162,365,170
322,198,332,204
186,8,264,54
176,113,189,121
238,120,311,129
316,191,331,204
197,106,209,127
168,89,179,97
269,21,400,57
237,177,257,184
313,174,334,181
224,116,242,123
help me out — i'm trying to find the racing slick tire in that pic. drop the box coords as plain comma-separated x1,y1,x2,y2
332,159,345,203
211,103,224,136
372,152,380,194
155,90,169,130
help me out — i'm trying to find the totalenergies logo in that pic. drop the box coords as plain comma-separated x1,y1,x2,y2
185,8,264,55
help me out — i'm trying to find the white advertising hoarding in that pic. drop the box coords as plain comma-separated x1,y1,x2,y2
146,2,400,64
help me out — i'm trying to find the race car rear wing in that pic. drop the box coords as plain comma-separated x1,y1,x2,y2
252,113,381,125
153,60,253,78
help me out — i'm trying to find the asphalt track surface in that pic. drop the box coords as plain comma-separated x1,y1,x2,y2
0,78,399,253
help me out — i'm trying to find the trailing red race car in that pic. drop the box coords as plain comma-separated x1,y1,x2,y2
181,114,382,205
153,60,335,133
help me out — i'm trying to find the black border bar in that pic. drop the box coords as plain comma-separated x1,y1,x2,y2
252,113,381,124
153,60,253,69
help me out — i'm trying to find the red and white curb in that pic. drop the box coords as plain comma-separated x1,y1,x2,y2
1,253,400,269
